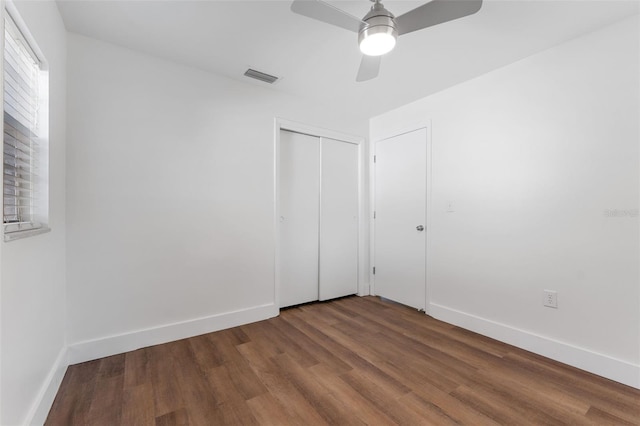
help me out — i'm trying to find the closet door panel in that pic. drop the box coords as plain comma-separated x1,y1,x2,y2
319,138,359,300
279,131,320,308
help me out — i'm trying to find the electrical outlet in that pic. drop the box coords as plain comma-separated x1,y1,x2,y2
543,290,558,308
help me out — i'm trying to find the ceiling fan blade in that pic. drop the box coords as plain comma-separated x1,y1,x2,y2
396,0,483,36
291,0,364,33
356,55,381,82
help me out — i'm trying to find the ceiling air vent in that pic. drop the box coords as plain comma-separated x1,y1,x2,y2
244,68,279,84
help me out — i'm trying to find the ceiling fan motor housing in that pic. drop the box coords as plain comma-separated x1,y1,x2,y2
358,2,398,55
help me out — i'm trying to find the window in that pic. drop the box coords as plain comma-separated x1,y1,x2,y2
3,10,48,241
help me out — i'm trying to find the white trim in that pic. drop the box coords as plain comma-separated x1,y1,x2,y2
24,347,68,426
424,124,433,315
368,129,376,295
356,136,367,296
318,136,323,301
4,226,50,242
373,121,431,146
276,118,362,145
430,303,640,389
273,121,280,309
274,118,366,308
67,303,278,365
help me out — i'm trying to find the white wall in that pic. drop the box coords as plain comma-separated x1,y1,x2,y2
65,33,367,361
371,15,639,387
0,1,67,424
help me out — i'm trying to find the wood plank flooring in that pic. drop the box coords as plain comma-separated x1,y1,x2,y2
46,296,640,425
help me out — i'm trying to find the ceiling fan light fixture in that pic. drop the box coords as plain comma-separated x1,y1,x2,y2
359,27,396,56
290,0,484,81
358,3,397,57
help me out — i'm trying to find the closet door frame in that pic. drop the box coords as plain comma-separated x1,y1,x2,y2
274,118,364,311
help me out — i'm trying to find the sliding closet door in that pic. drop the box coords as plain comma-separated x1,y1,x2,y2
319,138,359,300
279,130,320,308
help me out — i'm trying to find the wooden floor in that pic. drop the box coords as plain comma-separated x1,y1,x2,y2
46,296,640,425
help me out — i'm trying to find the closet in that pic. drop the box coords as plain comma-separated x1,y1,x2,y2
278,129,359,308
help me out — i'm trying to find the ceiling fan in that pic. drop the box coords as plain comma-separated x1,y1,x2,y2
291,0,483,81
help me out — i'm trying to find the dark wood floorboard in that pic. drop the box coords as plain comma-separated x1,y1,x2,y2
46,296,640,425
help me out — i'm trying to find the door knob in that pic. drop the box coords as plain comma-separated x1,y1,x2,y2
416,225,424,231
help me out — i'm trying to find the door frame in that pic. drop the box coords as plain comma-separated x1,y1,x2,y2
370,124,433,314
274,118,365,311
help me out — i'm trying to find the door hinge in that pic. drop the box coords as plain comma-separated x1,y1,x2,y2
373,267,376,275
373,211,376,219
374,155,376,163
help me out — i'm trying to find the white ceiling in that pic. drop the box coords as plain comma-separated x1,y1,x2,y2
56,0,639,120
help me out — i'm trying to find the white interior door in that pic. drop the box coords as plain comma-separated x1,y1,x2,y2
279,130,319,308
319,138,359,300
374,128,427,309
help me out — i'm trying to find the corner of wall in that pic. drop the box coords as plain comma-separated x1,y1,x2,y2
23,347,69,426
430,303,640,389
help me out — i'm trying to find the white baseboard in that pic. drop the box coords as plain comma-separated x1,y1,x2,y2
68,303,279,365
430,303,640,389
25,346,69,426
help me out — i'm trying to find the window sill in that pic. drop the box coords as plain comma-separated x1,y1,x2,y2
4,226,51,242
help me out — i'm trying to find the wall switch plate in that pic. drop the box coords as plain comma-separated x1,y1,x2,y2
543,290,558,308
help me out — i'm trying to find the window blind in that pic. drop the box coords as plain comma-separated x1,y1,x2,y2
3,12,41,233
